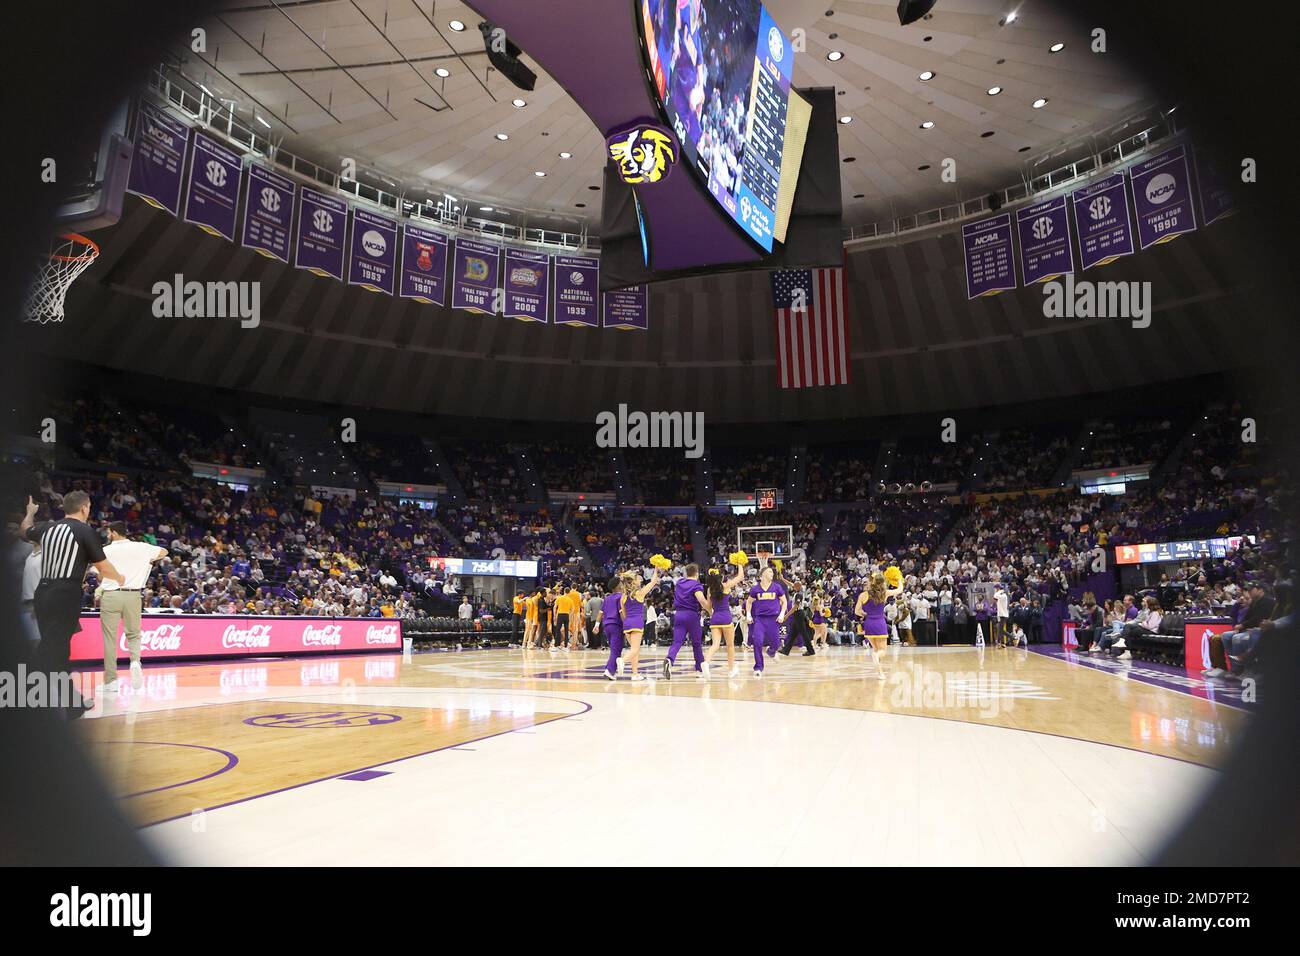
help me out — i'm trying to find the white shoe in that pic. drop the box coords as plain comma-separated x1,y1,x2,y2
616,659,625,675
700,663,711,681
631,674,646,682
101,678,119,693
604,668,616,681
129,661,143,688
753,669,763,679
728,665,740,679
1118,650,1132,660
876,668,887,681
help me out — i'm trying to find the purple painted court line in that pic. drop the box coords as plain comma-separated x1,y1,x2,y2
337,770,391,782
1030,644,1256,711
102,741,240,798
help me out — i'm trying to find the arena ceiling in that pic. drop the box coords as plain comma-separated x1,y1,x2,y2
178,0,1153,229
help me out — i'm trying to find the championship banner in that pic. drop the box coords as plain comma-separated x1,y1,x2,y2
961,214,1016,298
1128,144,1198,249
126,101,190,216
1071,173,1135,270
1193,148,1238,227
451,237,501,314
553,254,600,326
294,186,348,281
603,284,649,330
1015,195,1074,284
183,130,243,241
399,223,449,305
241,164,295,262
70,614,402,663
347,207,399,295
503,248,550,322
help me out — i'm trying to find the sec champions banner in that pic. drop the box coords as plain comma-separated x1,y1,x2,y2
1071,173,1135,271
294,186,348,280
452,237,501,314
183,130,243,241
399,223,449,305
241,164,295,262
503,248,550,322
1015,196,1074,284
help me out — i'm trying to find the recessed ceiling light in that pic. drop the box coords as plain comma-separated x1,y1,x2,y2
1002,11,1018,24
558,151,572,158
512,98,527,108
827,50,844,61
980,130,996,137
435,67,450,78
842,156,856,163
853,193,865,198
838,115,853,124
534,170,546,177
1032,97,1049,109
918,70,935,80
917,164,931,171
987,86,1002,96
449,20,466,31
1049,42,1065,53
479,206,494,212
919,120,934,129
495,132,509,141
575,202,586,208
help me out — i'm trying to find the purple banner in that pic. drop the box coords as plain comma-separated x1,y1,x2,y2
1193,148,1237,227
503,249,550,322
126,102,190,216
1015,196,1074,285
1071,173,1135,271
295,187,348,281
451,238,501,314
183,131,243,242
1128,145,1197,249
347,208,399,295
240,164,295,263
399,223,449,305
961,214,1016,299
553,254,600,326
602,285,649,330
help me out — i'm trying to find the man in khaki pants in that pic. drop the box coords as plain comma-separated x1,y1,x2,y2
100,521,167,690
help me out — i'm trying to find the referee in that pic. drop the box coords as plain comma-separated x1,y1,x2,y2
20,491,123,718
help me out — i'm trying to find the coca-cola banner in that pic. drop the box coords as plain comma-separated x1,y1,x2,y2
71,614,403,663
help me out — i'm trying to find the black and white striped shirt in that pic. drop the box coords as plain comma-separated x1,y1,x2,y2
25,519,106,583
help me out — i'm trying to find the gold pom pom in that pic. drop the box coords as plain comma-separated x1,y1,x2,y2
728,550,749,567
649,554,672,570
884,565,903,588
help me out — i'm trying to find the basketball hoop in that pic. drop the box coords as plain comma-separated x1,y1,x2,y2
756,551,773,568
23,233,99,323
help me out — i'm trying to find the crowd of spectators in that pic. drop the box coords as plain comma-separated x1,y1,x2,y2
803,442,876,503
443,439,535,501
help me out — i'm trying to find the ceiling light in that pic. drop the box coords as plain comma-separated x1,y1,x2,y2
534,170,546,177
558,151,572,158
449,20,466,31
920,120,934,129
838,115,853,124
1032,97,1048,109
1049,42,1065,53
512,98,527,108
827,50,844,61
918,70,935,81
480,206,494,212
435,67,451,78
1003,11,1018,24
987,86,1002,96
255,114,271,129
495,132,509,141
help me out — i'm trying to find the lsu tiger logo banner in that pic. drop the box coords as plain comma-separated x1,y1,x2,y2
606,122,677,185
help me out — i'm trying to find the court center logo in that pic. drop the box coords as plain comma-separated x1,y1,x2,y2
607,122,677,185
244,711,402,728
596,403,704,459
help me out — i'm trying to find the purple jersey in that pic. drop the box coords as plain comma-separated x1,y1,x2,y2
859,596,887,635
601,592,623,627
673,577,705,612
748,581,786,618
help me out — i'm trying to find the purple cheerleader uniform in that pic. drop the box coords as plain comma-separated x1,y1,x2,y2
709,589,733,626
603,592,626,675
748,580,787,670
621,592,646,631
667,577,706,670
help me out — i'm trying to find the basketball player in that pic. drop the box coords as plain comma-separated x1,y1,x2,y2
854,571,901,681
554,581,571,653
524,587,541,650
601,575,626,680
744,563,788,678
621,565,661,682
566,581,584,651
662,563,711,680
702,564,746,679
512,590,526,645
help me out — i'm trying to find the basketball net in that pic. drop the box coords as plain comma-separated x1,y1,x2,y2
23,233,99,323
756,551,772,569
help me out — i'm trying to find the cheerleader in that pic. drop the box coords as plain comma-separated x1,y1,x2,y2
810,591,830,652
854,570,902,680
662,563,712,680
744,563,788,678
621,565,660,682
702,564,746,680
601,576,626,681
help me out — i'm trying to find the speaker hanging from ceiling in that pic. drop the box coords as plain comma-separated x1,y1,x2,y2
897,1,938,26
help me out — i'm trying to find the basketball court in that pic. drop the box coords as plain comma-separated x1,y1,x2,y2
72,642,1243,866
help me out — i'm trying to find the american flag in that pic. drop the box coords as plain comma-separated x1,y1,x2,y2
770,267,850,389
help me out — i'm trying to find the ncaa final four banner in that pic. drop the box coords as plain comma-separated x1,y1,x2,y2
347,207,399,295
452,237,502,314
1128,144,1198,249
602,284,649,331
1015,195,1075,284
961,213,1017,299
503,248,551,322
553,254,600,327
399,223,449,305
126,101,190,216
1071,173,1135,271
183,130,243,242
241,164,296,263
294,186,348,281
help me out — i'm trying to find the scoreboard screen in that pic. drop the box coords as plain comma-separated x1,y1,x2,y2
756,487,778,511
